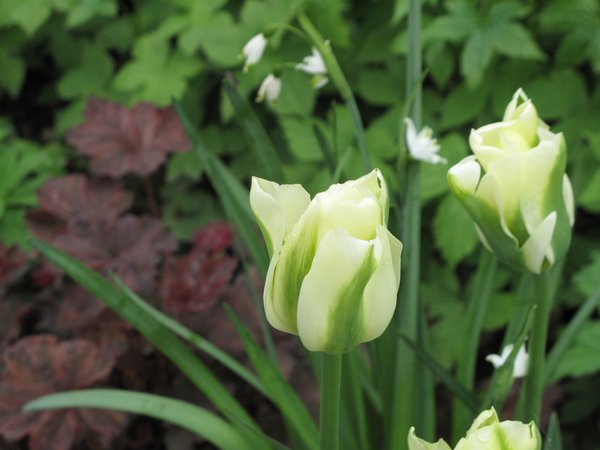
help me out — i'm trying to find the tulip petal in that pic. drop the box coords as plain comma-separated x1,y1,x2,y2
563,174,575,226
361,225,402,341
250,177,311,257
521,211,557,274
296,229,376,353
408,427,452,450
498,421,541,450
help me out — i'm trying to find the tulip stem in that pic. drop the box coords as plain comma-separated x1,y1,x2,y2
319,352,342,450
522,272,551,424
297,10,371,172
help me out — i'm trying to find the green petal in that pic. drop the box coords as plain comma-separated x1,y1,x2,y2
563,175,575,226
249,177,311,257
296,229,376,354
465,408,500,436
448,156,481,197
408,427,452,450
361,225,402,342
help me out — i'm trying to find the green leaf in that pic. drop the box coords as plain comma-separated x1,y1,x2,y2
524,69,587,120
176,103,270,274
439,84,487,130
399,334,479,413
578,169,600,212
356,67,403,106
57,44,113,99
550,321,600,381
0,0,53,35
0,42,25,96
544,413,563,450
114,34,202,106
166,150,204,182
491,22,544,60
573,251,600,297
280,116,323,162
425,42,455,89
25,390,253,450
270,69,316,117
29,239,267,449
433,194,479,267
225,306,319,450
224,78,284,182
461,29,494,87
53,0,116,28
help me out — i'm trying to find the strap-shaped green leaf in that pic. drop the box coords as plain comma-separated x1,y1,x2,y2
25,389,252,450
30,239,267,449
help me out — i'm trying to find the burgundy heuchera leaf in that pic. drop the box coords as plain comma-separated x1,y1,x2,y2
160,222,237,314
0,335,127,450
66,98,190,177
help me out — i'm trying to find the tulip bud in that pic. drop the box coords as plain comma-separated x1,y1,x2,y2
409,408,541,450
250,169,402,354
447,89,575,274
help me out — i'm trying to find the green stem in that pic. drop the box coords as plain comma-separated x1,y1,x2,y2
522,272,551,423
452,251,497,440
320,353,342,450
296,10,371,172
389,0,423,447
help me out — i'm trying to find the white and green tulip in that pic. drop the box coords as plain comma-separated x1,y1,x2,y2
409,407,541,450
448,88,575,274
250,169,402,354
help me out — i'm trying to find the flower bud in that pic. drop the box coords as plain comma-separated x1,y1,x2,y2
250,169,402,354
241,33,267,73
409,408,541,450
256,74,281,104
447,89,575,274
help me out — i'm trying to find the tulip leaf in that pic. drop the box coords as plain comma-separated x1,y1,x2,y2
29,239,266,449
399,334,479,413
224,77,285,182
544,413,563,450
24,389,252,450
225,305,319,450
547,320,600,382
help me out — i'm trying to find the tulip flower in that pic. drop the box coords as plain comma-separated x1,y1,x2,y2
249,169,402,354
408,407,541,450
256,74,281,104
241,33,267,73
447,88,575,274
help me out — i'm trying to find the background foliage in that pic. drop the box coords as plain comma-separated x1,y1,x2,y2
1,0,600,448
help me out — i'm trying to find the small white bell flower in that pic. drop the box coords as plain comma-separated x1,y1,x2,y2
296,47,329,89
486,343,529,378
242,33,267,73
256,74,281,103
404,117,446,165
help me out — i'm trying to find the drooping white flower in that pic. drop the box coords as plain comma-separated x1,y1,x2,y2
256,74,281,103
242,33,267,73
296,47,329,89
486,343,529,378
404,117,446,165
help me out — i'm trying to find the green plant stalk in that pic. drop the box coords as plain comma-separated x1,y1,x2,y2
452,251,497,440
320,353,342,450
522,272,551,423
390,0,423,446
296,10,371,172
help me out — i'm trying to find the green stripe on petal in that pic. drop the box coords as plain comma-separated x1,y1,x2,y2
361,225,402,342
296,229,376,354
249,177,311,257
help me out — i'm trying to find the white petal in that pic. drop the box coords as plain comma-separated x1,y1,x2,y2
408,427,452,450
296,47,327,74
361,225,402,342
296,229,374,353
485,344,513,368
242,33,267,72
521,211,557,274
447,156,481,197
513,344,529,378
249,177,311,257
256,74,281,103
563,174,575,226
498,420,541,450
